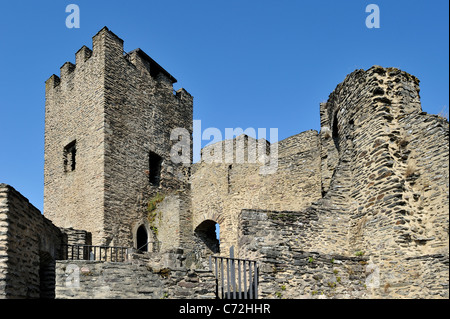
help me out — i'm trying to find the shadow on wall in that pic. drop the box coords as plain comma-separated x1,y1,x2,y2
39,251,56,299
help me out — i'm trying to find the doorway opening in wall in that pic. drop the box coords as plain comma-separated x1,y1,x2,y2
136,225,148,252
195,220,220,254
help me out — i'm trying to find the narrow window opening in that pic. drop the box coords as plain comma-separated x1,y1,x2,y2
64,141,76,172
332,112,340,152
149,151,163,186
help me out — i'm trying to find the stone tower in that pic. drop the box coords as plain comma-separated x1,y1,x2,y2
44,27,193,251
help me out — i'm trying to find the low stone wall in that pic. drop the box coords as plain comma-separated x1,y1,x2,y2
259,250,369,299
0,184,64,298
237,209,369,299
55,258,216,299
238,209,449,299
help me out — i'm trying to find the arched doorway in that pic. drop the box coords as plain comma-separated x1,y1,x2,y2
194,220,220,254
136,225,148,252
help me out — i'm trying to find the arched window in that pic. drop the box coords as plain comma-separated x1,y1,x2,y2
194,220,220,254
136,225,148,252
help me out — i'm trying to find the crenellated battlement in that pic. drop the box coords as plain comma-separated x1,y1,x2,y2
45,74,60,90
60,61,76,79
46,27,118,90
125,48,177,84
45,26,188,100
75,45,92,64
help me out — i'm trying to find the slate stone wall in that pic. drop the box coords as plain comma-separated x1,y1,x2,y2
44,27,194,252
40,26,449,299
0,184,63,299
55,253,215,299
191,130,322,256
237,209,369,299
234,66,449,299
44,30,110,245
318,66,449,298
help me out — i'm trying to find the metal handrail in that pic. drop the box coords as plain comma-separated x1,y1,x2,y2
62,244,130,262
136,241,150,252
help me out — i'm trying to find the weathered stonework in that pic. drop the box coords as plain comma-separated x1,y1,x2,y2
44,27,193,251
0,184,63,298
238,209,369,299
231,66,448,299
191,130,322,256
0,28,448,299
55,252,215,299
192,66,448,299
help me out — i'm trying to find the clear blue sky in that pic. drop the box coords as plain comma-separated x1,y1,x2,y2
0,0,448,213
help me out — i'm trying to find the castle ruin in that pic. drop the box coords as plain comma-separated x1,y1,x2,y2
0,27,448,299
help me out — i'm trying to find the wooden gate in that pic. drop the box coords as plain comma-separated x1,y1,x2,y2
209,246,258,299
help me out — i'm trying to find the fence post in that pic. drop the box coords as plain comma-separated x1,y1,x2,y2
248,262,253,299
226,258,231,298
230,246,236,299
238,260,242,299
254,262,258,299
243,260,247,299
220,258,225,299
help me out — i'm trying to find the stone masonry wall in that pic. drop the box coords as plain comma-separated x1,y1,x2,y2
40,33,450,302
60,227,91,246
238,208,448,299
44,30,108,245
102,31,193,250
227,66,448,299
238,209,369,299
191,130,322,256
44,27,194,252
318,66,448,298
55,255,215,299
0,184,63,299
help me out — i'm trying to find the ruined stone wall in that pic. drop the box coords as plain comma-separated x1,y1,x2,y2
317,66,448,298
0,184,63,298
238,208,448,299
238,209,369,299
398,112,449,253
233,66,448,299
191,131,322,256
224,66,449,299
41,32,450,301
